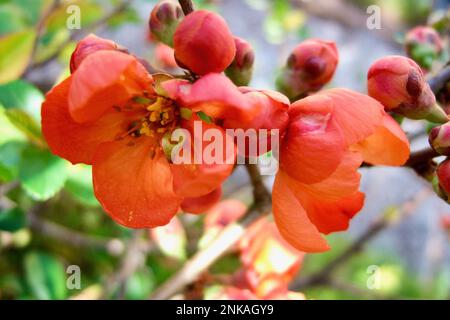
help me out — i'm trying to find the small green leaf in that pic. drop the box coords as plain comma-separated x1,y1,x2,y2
0,106,26,144
0,207,26,232
0,141,26,182
0,80,44,120
0,29,36,84
3,108,45,147
65,165,99,207
24,252,67,300
19,145,69,201
0,4,28,36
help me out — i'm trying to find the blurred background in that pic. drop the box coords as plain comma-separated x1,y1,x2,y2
0,0,449,300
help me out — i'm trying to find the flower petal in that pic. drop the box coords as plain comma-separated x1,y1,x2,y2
272,171,330,252
92,137,180,228
171,116,235,198
162,73,256,123
353,113,410,166
42,77,142,164
69,51,153,123
281,103,346,184
298,191,365,234
181,187,222,214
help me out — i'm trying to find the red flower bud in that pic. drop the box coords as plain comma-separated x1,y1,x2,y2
429,123,450,155
149,0,184,46
441,215,450,232
437,159,450,198
225,37,255,86
276,39,338,100
405,26,443,70
368,56,447,123
70,34,128,73
173,10,236,75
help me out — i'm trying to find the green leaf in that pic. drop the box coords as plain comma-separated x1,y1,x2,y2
3,108,45,147
24,252,67,300
0,207,26,232
65,165,99,207
0,80,44,120
12,0,53,25
19,145,69,201
107,7,141,28
0,106,26,144
0,4,28,36
0,141,26,182
0,29,36,84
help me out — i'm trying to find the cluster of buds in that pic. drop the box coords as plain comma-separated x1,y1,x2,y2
367,55,448,123
405,26,443,71
276,39,338,100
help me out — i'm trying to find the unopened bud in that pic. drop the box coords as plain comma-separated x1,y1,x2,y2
437,159,450,201
225,37,255,86
368,55,448,123
276,39,338,100
149,0,184,47
429,123,450,155
70,34,128,73
174,10,236,75
405,26,443,71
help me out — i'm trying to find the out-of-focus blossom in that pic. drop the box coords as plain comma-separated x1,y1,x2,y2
149,0,183,46
276,39,338,100
173,10,236,75
154,43,178,69
237,217,304,297
199,199,247,248
405,26,443,71
273,89,410,252
225,37,255,86
367,55,447,123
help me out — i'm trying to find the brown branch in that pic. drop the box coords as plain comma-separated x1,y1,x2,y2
28,205,128,255
291,189,431,290
179,0,194,15
429,65,450,95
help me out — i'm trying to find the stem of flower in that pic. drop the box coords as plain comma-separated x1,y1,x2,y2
178,0,194,15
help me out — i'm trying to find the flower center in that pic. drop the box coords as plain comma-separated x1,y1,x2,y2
139,97,179,137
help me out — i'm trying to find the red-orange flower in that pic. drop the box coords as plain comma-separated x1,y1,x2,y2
173,10,236,75
42,49,243,228
273,89,410,252
276,39,338,100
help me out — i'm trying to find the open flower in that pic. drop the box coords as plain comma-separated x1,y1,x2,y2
273,89,410,252
42,48,242,228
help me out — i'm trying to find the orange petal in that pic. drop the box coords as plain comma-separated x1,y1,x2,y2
69,51,152,123
272,171,330,252
301,151,363,201
42,77,141,164
299,191,365,234
181,187,222,214
92,137,180,228
162,73,256,123
281,105,346,184
171,116,235,198
353,113,410,166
